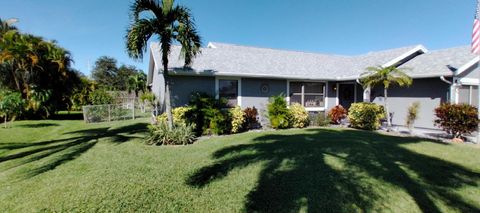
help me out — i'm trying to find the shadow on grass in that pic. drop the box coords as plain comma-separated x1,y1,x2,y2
0,122,148,179
16,123,60,128
187,128,480,212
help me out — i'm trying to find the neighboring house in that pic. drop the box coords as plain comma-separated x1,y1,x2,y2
147,42,479,129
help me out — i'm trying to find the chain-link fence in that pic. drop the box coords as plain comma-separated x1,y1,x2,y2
82,103,153,123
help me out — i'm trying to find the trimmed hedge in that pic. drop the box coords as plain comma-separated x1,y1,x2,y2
348,103,385,130
434,103,479,139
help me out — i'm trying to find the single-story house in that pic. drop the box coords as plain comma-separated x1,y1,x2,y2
147,42,479,129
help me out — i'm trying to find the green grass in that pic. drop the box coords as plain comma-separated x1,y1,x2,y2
0,116,479,212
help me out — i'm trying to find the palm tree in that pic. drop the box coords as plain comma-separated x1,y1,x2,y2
0,18,17,36
360,65,412,130
127,72,147,97
125,0,201,129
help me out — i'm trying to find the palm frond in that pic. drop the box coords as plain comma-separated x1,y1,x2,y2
130,0,164,21
173,6,202,67
359,65,412,89
126,18,156,60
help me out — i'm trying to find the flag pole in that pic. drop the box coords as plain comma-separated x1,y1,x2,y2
476,0,480,145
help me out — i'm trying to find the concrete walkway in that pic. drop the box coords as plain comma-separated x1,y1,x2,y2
384,125,479,145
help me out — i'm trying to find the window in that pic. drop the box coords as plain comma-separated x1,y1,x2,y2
289,82,325,107
458,85,479,107
219,79,238,107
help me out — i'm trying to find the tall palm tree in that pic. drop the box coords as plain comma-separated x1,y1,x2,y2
360,65,412,130
125,0,201,128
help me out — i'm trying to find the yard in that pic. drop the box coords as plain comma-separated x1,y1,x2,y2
0,116,479,212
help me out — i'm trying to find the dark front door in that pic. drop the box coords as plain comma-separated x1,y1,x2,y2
339,84,355,109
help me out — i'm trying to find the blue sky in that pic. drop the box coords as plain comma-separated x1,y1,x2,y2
1,0,477,75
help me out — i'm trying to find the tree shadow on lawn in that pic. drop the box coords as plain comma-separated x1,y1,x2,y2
0,122,148,179
16,123,60,128
187,128,480,212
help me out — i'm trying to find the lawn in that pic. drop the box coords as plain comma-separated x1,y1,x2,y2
0,116,479,212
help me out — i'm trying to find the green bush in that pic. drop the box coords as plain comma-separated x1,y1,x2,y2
89,90,114,105
348,103,385,130
146,122,196,145
157,106,193,125
140,92,156,107
267,95,291,129
434,103,479,139
289,103,309,128
0,90,25,128
230,106,246,134
310,113,331,127
188,92,230,135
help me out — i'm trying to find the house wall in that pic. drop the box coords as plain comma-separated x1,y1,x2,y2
169,75,215,107
458,63,479,79
241,78,287,110
371,77,450,129
151,65,165,107
326,81,337,110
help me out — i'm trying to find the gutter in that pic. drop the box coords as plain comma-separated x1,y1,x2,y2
439,76,452,85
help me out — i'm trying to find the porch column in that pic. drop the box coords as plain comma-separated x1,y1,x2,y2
363,86,371,102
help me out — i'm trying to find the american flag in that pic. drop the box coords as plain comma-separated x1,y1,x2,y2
472,0,480,54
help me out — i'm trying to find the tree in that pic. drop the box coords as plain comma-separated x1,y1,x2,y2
360,65,412,131
0,90,24,128
127,72,147,97
91,56,118,90
117,65,140,91
0,18,17,37
126,0,202,129
0,22,78,118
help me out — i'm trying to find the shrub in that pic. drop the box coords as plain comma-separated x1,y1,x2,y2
157,106,194,129
0,90,24,128
310,112,331,127
267,95,291,129
405,102,420,132
328,105,348,124
289,103,309,128
188,92,230,135
146,122,196,145
140,92,156,106
348,103,385,130
434,103,479,139
244,107,260,129
89,90,114,105
230,106,246,134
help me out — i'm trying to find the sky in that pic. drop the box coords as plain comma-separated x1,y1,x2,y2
0,0,477,76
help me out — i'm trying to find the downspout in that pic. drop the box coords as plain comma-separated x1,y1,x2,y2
440,76,455,104
356,78,371,103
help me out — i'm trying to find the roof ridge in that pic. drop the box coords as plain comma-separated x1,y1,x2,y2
208,42,349,58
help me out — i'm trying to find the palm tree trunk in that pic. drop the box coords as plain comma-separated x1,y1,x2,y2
4,114,7,128
163,63,174,129
10,68,21,92
384,87,392,131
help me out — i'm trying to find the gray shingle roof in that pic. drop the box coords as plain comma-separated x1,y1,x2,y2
149,42,477,80
398,46,477,77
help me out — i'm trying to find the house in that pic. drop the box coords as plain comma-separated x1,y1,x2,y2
147,42,479,129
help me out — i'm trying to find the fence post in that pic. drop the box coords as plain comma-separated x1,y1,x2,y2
132,101,135,120
108,105,111,122
82,106,87,123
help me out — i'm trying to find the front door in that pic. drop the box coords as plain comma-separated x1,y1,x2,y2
339,84,355,109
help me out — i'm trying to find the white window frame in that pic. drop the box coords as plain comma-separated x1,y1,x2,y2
215,77,242,107
286,80,326,111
